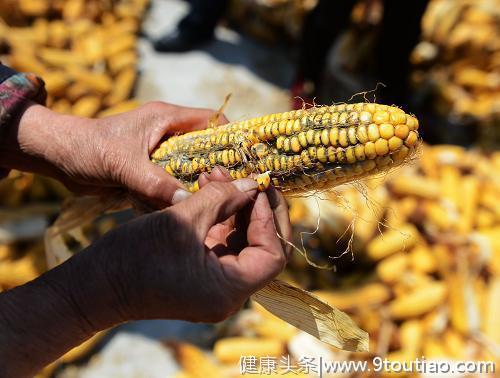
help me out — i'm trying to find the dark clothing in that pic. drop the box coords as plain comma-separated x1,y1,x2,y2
178,0,228,38
0,63,47,178
298,0,430,105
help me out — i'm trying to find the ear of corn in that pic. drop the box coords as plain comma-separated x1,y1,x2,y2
151,103,420,193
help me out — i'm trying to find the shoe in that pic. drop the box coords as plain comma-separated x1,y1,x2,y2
152,30,212,53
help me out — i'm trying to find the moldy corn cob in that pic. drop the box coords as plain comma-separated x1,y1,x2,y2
151,103,420,194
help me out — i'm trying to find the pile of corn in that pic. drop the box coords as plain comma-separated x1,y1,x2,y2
412,0,500,125
286,144,500,363
0,0,148,291
0,0,148,118
165,144,499,377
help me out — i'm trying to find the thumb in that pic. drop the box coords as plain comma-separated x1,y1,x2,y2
170,179,258,240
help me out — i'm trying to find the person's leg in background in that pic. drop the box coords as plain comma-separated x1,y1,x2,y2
376,0,430,105
292,0,357,108
153,0,228,52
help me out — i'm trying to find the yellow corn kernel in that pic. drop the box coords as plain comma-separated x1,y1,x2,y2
409,245,437,274
484,277,500,344
313,283,391,311
376,252,408,283
389,281,447,319
399,320,423,356
389,176,440,199
366,224,419,260
213,337,284,364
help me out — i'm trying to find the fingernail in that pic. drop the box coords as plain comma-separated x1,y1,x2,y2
214,165,231,177
232,178,258,192
171,188,191,204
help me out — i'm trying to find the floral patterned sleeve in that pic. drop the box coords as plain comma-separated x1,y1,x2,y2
0,63,47,179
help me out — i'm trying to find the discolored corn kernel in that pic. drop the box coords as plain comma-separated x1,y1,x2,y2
301,150,312,167
356,125,368,143
271,122,280,137
314,131,322,146
252,143,268,158
339,112,349,125
265,123,273,138
348,112,359,124
308,146,317,160
365,142,377,159
273,157,281,171
348,127,357,144
329,128,339,145
298,132,308,147
359,111,373,123
256,172,271,191
276,136,285,150
284,138,291,152
306,129,315,145
339,129,349,147
293,119,301,133
354,144,366,160
336,148,346,163
393,145,410,162
277,120,285,135
345,147,356,163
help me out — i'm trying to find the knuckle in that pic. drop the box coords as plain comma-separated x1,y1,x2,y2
143,101,168,113
271,249,287,273
205,181,232,200
142,172,162,198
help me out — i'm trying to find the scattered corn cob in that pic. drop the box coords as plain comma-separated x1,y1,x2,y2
151,103,420,193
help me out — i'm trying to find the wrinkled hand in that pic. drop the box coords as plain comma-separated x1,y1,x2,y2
5,101,226,207
69,169,291,326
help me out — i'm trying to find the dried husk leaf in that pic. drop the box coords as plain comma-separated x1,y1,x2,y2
252,280,369,352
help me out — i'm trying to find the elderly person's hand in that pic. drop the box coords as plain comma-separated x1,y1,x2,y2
0,169,291,377
1,101,224,207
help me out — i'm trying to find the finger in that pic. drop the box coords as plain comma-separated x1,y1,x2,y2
130,161,191,208
164,104,229,134
199,167,232,189
209,166,232,181
198,172,210,188
147,103,229,151
170,179,258,240
219,192,286,293
266,186,292,259
206,166,237,228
